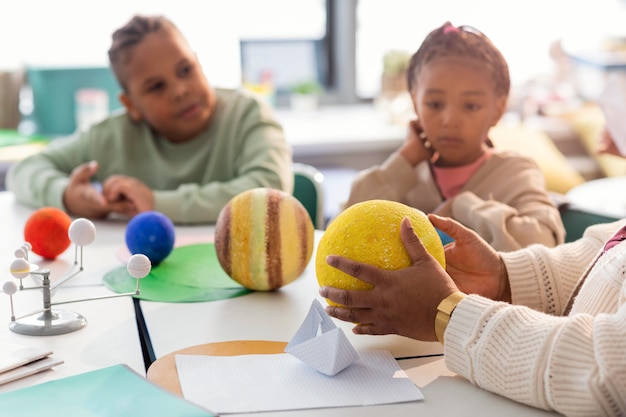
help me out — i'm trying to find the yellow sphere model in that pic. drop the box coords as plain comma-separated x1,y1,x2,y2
316,200,445,304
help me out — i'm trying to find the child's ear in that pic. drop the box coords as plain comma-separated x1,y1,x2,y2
119,92,143,122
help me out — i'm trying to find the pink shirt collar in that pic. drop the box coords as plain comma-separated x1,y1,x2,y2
432,149,493,199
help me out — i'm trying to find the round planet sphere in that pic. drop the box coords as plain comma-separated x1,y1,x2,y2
10,258,31,279
68,218,96,246
214,187,315,291
2,280,17,296
316,200,446,306
24,207,72,259
127,254,152,279
125,211,175,265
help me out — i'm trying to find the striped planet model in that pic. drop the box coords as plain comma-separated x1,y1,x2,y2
214,188,315,291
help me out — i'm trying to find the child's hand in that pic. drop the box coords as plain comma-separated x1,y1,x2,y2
63,161,111,218
102,175,154,217
428,214,510,302
399,120,435,166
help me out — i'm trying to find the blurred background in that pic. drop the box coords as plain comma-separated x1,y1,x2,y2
2,0,626,222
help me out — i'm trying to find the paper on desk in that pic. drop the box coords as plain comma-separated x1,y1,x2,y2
0,357,64,386
0,343,52,374
284,299,359,376
176,350,424,414
597,73,626,155
0,364,214,417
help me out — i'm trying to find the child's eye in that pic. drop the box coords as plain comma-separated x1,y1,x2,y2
426,101,442,110
178,64,193,78
147,82,164,92
465,103,481,111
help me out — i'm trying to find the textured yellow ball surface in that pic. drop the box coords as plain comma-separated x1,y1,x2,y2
316,200,445,304
215,188,315,291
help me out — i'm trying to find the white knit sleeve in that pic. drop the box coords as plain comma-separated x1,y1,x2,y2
500,220,625,314
443,223,626,416
444,289,626,416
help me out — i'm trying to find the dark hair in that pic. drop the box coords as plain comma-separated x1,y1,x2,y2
108,15,177,89
407,22,510,98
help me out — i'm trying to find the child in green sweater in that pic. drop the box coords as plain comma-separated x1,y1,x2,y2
8,14,292,224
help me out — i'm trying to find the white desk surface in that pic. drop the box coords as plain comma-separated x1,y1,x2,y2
566,176,626,218
0,192,145,392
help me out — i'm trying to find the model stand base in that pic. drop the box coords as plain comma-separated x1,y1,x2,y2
9,309,87,336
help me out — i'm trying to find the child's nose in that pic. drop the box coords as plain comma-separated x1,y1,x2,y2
171,80,189,100
441,108,460,126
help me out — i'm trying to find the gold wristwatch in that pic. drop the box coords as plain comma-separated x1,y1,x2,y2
435,291,466,344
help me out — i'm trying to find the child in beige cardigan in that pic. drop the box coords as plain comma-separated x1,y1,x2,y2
343,22,564,251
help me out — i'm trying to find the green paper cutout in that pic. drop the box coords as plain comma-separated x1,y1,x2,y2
103,243,252,303
0,364,215,416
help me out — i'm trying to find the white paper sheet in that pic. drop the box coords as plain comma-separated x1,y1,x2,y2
0,356,64,386
598,73,626,155
176,350,423,414
0,343,52,374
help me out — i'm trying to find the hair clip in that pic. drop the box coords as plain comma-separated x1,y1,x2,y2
443,23,459,34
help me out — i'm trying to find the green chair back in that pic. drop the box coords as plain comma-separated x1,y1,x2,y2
560,204,620,243
26,66,123,137
292,163,325,229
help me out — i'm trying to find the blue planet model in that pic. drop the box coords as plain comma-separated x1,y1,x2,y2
125,211,175,265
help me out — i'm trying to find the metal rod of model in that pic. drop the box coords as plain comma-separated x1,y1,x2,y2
3,218,151,336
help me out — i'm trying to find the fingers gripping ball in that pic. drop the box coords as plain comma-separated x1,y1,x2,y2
316,200,446,306
24,207,72,259
214,188,315,291
125,211,175,265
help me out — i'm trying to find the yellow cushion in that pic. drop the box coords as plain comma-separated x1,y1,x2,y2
561,104,626,178
489,124,585,194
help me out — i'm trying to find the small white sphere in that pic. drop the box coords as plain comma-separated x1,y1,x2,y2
127,254,151,279
14,248,26,259
69,218,96,246
10,258,31,279
2,281,17,295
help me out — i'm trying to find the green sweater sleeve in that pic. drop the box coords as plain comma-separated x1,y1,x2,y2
6,131,94,210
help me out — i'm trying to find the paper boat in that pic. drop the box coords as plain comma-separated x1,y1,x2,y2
285,299,359,376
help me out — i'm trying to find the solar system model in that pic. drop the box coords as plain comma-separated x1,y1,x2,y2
2,207,151,336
